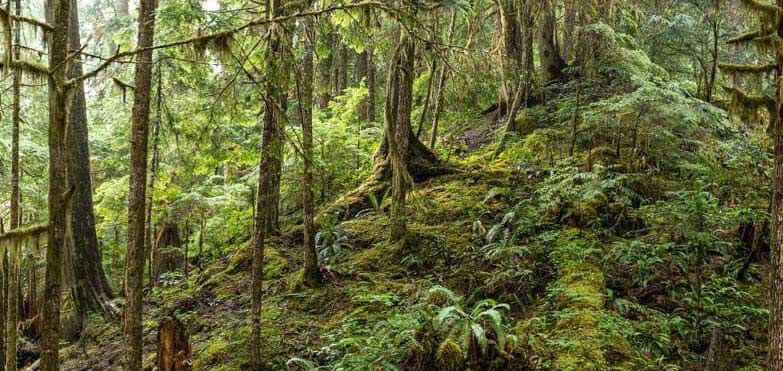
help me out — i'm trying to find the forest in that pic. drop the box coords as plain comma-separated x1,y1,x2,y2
0,0,781,370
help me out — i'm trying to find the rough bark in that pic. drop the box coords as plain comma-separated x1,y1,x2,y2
5,240,19,371
562,0,576,63
6,0,21,366
335,38,348,94
157,318,192,371
66,0,114,319
771,4,783,369
301,16,322,287
41,0,71,369
124,0,157,368
155,223,183,277
366,48,376,122
251,0,287,368
386,33,415,243
146,73,162,287
539,0,565,82
0,244,5,371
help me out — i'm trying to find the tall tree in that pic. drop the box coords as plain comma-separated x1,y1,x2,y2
301,11,322,287
6,0,21,367
251,0,288,367
719,0,783,369
42,0,72,369
66,0,115,320
124,0,158,368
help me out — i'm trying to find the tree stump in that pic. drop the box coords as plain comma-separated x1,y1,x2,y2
157,318,192,371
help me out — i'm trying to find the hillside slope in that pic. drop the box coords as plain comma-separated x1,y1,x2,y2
53,23,770,371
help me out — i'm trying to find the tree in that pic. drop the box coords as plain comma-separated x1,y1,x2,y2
301,9,322,287
719,0,783,368
124,0,158,368
6,0,22,366
385,32,416,242
251,0,288,367
66,0,115,321
42,0,72,368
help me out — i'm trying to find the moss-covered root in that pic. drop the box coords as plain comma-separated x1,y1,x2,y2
547,229,631,371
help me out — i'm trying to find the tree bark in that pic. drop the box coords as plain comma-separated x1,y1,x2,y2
0,243,6,371
251,0,287,368
386,33,415,243
539,0,565,82
366,48,376,122
42,0,71,369
6,0,21,366
157,318,192,371
335,38,348,94
124,0,157,368
155,223,182,277
301,15,322,287
146,71,162,287
771,3,783,369
66,0,115,319
563,0,577,63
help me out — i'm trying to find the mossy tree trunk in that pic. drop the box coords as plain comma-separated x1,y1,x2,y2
251,0,288,368
42,0,71,369
385,32,416,242
539,0,565,82
301,12,322,287
124,0,157,368
6,0,21,366
146,71,162,287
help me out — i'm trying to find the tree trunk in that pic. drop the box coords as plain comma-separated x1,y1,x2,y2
317,28,334,109
197,218,205,270
66,0,115,319
539,0,565,82
157,318,192,371
563,0,577,63
124,0,157,368
146,72,162,287
386,33,415,243
0,242,6,371
335,39,348,94
42,0,71,369
771,3,783,369
5,239,19,371
156,223,183,277
366,48,376,122
6,0,21,366
301,16,322,287
251,1,287,368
